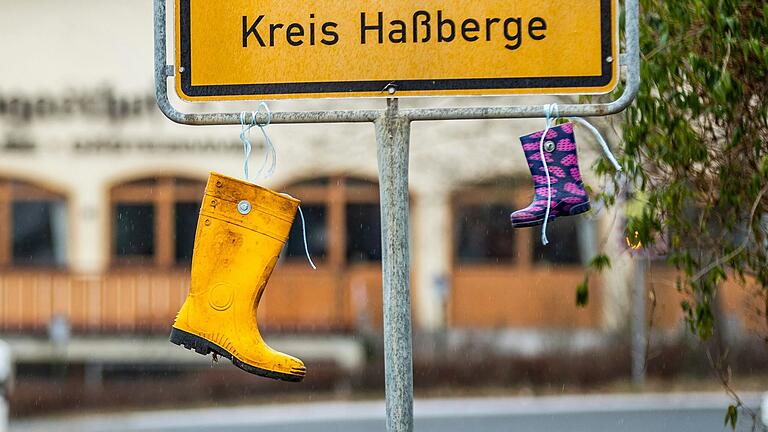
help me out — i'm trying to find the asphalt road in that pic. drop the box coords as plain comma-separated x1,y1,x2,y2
10,393,766,432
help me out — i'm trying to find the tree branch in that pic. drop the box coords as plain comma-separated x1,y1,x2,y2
690,184,768,283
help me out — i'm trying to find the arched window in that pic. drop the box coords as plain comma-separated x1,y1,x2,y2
0,178,67,267
282,176,381,266
453,178,592,267
110,176,206,267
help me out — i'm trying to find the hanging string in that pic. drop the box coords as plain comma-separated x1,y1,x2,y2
297,206,317,270
239,104,315,271
239,102,276,181
568,117,625,218
239,111,257,180
539,103,560,246
569,117,622,172
254,103,276,179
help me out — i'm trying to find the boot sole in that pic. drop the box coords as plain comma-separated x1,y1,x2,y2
511,201,592,228
169,327,305,382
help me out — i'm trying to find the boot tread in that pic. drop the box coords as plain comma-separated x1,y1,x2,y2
170,327,305,382
510,201,591,228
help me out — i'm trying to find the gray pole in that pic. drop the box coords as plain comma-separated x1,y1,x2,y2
376,98,414,432
631,257,647,387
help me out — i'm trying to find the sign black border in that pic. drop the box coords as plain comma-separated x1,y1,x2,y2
178,0,615,98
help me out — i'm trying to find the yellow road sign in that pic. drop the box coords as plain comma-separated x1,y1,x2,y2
175,0,618,101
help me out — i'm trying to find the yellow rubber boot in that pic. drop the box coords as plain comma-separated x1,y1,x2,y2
170,172,306,382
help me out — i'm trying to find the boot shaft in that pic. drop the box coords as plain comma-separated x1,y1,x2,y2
199,172,299,241
519,122,584,195
190,172,299,295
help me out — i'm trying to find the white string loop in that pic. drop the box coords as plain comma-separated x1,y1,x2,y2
539,103,559,246
239,102,276,181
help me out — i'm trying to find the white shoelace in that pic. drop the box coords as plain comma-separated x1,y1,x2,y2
240,105,316,270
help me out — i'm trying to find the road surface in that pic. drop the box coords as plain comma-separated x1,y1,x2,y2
10,393,765,432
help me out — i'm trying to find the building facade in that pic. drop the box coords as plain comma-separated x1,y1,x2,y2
0,1,759,349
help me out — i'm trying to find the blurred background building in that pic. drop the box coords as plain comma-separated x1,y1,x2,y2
0,0,763,417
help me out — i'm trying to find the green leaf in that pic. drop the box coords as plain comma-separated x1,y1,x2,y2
680,299,691,313
589,254,612,271
724,405,738,430
576,278,590,308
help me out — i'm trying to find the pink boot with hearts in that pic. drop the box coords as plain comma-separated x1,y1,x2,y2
510,123,591,228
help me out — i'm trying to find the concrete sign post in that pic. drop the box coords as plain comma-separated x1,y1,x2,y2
154,0,640,430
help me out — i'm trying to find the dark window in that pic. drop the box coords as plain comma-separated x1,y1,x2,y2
456,204,517,264
346,204,381,263
12,201,59,266
532,218,582,265
0,180,67,268
174,202,200,263
115,204,155,257
285,205,328,260
111,177,206,267
282,176,381,267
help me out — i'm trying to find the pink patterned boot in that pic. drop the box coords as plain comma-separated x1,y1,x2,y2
510,123,591,228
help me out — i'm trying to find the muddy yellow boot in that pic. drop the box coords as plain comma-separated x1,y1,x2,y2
170,172,306,382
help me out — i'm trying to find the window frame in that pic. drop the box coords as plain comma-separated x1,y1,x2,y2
452,183,532,270
0,178,67,269
282,175,381,268
109,177,205,268
452,180,592,269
